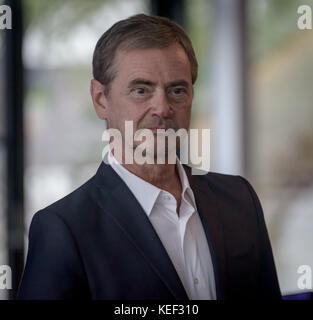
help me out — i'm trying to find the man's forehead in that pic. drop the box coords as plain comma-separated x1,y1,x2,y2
113,44,192,81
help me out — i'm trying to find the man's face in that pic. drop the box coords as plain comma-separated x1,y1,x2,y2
94,42,193,159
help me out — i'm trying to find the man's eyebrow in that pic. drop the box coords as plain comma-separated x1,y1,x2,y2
165,80,190,88
128,78,156,88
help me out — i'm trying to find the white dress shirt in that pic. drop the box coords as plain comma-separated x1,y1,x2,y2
107,151,216,300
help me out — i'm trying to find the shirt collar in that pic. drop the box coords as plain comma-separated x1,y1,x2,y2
107,151,197,216
175,157,197,210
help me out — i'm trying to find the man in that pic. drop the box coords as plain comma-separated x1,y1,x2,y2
17,14,281,300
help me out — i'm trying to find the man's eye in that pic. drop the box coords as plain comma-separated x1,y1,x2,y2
130,86,152,100
133,87,146,95
171,87,186,95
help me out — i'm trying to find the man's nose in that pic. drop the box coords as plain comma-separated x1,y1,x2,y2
150,90,173,118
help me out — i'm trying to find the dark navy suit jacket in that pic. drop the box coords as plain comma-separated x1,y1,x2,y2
17,162,281,299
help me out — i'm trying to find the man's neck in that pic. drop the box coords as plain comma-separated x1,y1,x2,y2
124,162,183,215
122,161,177,189
112,149,178,188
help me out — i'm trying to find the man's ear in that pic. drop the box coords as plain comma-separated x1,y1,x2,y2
90,79,109,120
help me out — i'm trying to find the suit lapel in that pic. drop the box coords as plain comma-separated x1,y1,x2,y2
184,166,227,300
94,161,189,300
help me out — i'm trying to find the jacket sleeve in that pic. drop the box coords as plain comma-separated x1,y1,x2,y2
238,176,282,299
17,210,90,300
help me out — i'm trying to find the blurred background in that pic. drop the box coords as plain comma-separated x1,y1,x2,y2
0,0,313,299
